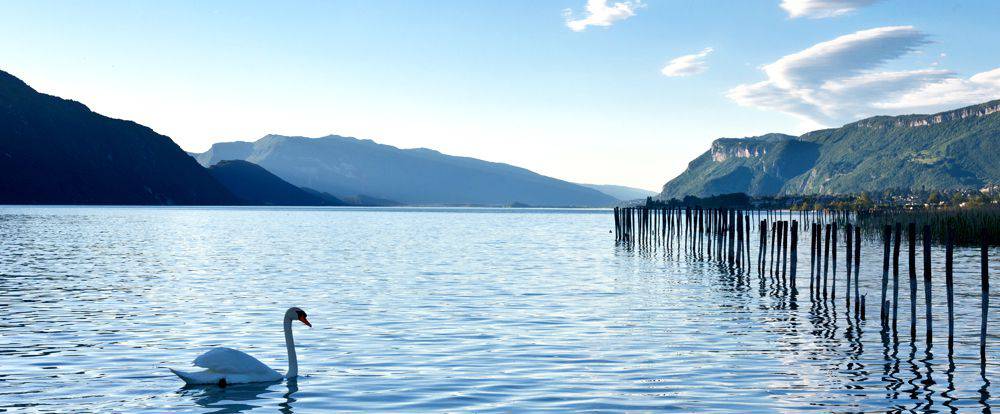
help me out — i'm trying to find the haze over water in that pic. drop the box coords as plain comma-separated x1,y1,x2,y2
1,206,999,413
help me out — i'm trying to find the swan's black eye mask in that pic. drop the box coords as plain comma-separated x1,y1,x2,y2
295,310,312,327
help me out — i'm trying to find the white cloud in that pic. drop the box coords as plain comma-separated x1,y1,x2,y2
564,0,643,32
726,26,1000,126
661,48,714,77
877,68,1000,110
780,0,879,18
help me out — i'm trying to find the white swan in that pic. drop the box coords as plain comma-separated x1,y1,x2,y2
169,307,311,386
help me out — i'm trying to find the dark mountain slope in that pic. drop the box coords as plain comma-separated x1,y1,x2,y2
208,160,343,206
0,69,238,205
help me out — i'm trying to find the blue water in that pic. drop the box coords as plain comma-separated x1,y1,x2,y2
1,206,998,413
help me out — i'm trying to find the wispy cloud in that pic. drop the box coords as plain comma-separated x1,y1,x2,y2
725,26,1000,126
564,0,643,32
661,48,714,77
780,0,879,19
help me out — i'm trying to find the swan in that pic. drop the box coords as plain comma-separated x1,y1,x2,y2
169,307,311,386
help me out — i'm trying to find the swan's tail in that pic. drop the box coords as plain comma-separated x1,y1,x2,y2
169,368,223,385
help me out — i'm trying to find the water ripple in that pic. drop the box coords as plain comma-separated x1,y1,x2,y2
0,206,998,413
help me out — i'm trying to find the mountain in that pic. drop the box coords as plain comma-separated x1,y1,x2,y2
208,160,344,206
659,100,1000,199
580,183,657,201
0,69,238,205
193,134,618,207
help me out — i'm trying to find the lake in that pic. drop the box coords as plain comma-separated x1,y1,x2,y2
1,206,998,413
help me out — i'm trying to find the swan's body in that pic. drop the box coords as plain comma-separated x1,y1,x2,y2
169,307,310,385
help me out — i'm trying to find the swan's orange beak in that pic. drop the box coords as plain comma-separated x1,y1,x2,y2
298,314,312,327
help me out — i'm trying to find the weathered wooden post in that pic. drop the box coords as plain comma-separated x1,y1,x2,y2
623,208,629,243
854,226,861,317
679,207,685,253
767,221,781,277
846,223,853,309
736,213,744,268
759,220,767,277
861,294,866,320
810,223,817,299
637,208,642,245
923,224,932,346
728,209,736,266
717,209,724,261
893,223,901,336
699,208,705,255
745,215,752,269
881,225,891,329
781,221,789,282
824,223,831,299
832,222,838,301
908,222,917,343
791,220,798,293
981,229,989,368
946,225,955,353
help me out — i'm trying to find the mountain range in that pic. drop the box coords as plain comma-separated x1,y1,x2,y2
192,135,618,207
0,69,621,207
660,100,1000,199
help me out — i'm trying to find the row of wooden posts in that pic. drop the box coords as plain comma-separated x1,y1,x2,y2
613,206,992,365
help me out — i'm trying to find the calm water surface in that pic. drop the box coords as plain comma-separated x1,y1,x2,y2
1,206,999,413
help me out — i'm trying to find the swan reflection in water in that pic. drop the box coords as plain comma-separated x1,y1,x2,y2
179,377,299,414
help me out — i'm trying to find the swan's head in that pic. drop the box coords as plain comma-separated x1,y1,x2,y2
285,307,312,327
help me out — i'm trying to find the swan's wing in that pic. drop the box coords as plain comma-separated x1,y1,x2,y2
193,347,280,376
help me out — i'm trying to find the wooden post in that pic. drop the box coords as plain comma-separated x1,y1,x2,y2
745,215,751,270
767,222,779,276
946,225,955,353
759,220,766,277
782,221,789,282
736,212,744,268
908,222,917,343
791,220,798,293
981,229,989,368
810,223,817,299
854,226,861,317
728,209,735,266
923,224,932,346
881,225,891,329
832,222,838,301
846,223,853,310
824,223,831,299
720,208,725,261
622,208,627,243
893,223,901,336
699,208,705,255
861,294,866,320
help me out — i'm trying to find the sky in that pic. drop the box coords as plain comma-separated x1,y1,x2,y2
1,0,998,191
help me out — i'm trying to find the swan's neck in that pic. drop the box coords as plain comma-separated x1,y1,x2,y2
284,319,298,378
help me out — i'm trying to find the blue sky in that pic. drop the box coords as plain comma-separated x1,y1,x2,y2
2,1,998,190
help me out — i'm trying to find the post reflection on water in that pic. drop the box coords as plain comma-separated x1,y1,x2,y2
617,207,998,413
